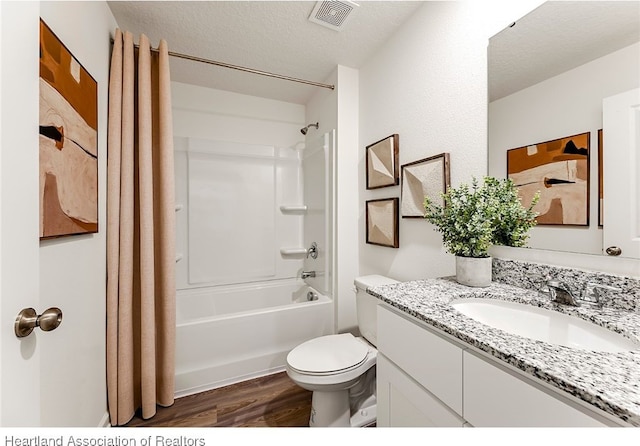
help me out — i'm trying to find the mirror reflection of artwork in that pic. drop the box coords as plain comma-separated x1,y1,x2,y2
39,19,98,239
507,132,589,226
366,198,399,248
401,153,450,218
366,134,399,189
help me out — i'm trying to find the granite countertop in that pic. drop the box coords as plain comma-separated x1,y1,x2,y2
368,278,640,426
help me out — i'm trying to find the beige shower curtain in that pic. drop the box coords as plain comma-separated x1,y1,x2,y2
106,29,176,426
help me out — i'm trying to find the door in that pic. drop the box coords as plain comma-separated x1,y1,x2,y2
0,0,42,426
602,88,640,259
2,2,109,427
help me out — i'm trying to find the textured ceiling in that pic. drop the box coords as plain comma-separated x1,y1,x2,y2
107,1,640,106
107,1,425,104
489,1,640,102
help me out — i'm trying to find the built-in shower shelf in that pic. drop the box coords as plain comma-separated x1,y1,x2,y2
280,248,308,257
279,205,307,214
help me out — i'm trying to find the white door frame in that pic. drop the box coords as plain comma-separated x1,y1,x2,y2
603,87,640,259
0,0,42,426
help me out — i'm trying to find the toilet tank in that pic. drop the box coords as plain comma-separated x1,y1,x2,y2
354,275,399,347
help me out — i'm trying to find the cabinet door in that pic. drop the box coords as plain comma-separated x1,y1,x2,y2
463,351,615,427
377,305,463,415
377,354,465,427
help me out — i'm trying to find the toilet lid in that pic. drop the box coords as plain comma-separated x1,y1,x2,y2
287,333,369,374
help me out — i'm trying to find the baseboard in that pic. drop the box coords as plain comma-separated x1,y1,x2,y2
98,411,111,427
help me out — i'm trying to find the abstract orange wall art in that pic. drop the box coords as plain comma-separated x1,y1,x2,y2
507,132,590,226
39,19,98,239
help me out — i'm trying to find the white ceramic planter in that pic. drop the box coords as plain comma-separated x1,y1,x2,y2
455,256,492,287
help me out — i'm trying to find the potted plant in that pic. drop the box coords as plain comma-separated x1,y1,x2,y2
423,176,539,287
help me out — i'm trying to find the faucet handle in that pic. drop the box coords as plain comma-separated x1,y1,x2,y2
582,282,621,306
532,273,552,292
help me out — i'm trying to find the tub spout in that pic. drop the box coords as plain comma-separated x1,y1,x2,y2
301,271,316,279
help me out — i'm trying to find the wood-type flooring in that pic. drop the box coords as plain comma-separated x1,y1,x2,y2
124,371,312,427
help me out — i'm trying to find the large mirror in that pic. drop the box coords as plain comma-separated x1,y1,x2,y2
488,1,640,258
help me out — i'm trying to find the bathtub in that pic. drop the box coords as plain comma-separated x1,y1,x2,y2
175,279,333,397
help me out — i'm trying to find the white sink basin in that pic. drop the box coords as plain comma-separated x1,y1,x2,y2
450,298,637,353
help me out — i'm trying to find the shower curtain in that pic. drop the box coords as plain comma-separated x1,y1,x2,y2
106,29,176,426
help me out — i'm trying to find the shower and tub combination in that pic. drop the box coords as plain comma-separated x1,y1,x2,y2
172,113,335,396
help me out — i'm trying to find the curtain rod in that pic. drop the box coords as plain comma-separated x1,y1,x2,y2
111,39,335,91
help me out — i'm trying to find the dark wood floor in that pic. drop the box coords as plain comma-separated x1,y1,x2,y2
124,371,312,427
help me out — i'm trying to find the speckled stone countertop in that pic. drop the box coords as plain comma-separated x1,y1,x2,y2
368,277,640,426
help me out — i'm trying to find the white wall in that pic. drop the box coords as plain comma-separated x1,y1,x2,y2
489,42,640,255
38,0,117,427
335,66,360,332
306,66,360,333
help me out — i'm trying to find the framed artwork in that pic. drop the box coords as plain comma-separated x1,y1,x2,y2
507,132,589,226
366,134,399,189
39,19,98,239
401,152,450,218
598,129,603,227
366,198,399,248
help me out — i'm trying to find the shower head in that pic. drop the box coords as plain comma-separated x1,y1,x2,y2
300,122,319,135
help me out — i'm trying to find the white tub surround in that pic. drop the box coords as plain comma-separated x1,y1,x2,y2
368,264,640,426
171,84,335,397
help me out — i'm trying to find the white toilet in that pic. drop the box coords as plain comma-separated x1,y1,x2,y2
286,275,398,427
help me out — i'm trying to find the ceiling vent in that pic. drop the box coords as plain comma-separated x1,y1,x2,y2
308,1,359,31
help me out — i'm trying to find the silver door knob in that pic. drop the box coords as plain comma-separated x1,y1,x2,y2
605,246,622,256
15,307,63,338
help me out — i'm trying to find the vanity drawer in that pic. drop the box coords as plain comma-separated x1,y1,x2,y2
377,304,463,415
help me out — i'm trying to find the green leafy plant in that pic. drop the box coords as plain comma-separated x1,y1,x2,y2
423,176,539,258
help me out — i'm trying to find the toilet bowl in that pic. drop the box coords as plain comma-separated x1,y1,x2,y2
286,333,377,427
285,275,398,427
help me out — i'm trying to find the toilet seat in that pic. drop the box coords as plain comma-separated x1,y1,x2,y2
287,333,370,376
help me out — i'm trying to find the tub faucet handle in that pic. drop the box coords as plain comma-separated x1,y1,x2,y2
301,270,316,279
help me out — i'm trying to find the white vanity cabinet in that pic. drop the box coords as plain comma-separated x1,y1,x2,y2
376,304,627,427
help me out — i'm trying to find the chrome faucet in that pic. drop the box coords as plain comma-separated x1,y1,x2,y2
301,270,316,279
545,280,579,306
544,279,621,308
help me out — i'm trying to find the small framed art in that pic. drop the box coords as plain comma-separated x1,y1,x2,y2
366,198,399,248
366,134,399,189
401,152,450,218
